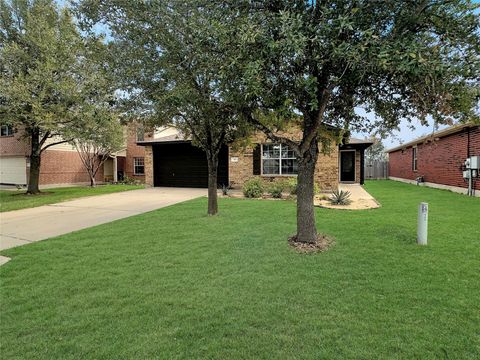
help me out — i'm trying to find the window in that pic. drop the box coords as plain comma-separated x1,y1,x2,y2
412,147,417,171
0,125,13,137
136,126,145,142
261,144,298,175
134,157,145,175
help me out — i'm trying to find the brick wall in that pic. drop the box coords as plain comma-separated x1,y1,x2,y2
0,129,30,156
389,126,480,190
124,124,152,182
39,150,104,185
229,128,339,191
144,146,154,186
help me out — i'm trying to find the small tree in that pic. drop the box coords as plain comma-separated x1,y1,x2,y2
73,112,123,187
76,1,246,215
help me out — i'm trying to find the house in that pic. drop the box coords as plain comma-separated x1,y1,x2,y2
137,126,373,190
0,124,148,187
387,123,480,195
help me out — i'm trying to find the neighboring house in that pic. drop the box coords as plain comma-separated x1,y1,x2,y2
387,123,480,195
0,124,147,187
138,126,373,190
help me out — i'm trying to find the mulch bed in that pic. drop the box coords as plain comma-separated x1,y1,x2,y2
288,233,335,253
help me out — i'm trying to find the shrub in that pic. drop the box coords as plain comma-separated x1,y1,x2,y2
284,178,320,195
268,182,284,198
242,177,264,198
120,176,141,185
329,189,352,205
284,178,298,194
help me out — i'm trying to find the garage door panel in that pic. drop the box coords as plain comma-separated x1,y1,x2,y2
0,157,27,185
153,143,228,188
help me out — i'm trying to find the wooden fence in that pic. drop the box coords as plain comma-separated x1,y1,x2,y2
364,160,389,180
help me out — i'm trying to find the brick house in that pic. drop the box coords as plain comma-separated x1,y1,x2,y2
138,126,373,191
0,124,148,187
387,123,480,195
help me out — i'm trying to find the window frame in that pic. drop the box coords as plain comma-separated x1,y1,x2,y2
261,143,298,176
133,157,145,175
412,146,418,171
0,125,14,137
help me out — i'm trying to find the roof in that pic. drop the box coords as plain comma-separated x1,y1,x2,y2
346,137,374,145
137,133,190,146
386,123,478,153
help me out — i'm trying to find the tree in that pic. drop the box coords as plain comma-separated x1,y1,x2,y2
0,0,80,194
75,1,246,215
72,112,123,187
0,0,100,194
222,0,480,243
365,137,387,162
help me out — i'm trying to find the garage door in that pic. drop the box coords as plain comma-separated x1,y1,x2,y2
0,157,27,185
153,142,228,188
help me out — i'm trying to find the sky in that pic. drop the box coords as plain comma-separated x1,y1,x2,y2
58,0,477,150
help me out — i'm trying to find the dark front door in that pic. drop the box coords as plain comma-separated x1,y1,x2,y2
153,142,228,188
340,151,356,182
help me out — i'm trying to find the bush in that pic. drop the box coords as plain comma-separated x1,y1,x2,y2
242,177,264,198
268,182,284,198
120,176,141,185
284,177,320,195
329,189,352,205
284,178,298,195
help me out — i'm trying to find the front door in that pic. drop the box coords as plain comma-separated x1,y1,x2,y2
340,151,355,182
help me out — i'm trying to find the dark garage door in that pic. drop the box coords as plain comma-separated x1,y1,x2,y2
153,142,229,188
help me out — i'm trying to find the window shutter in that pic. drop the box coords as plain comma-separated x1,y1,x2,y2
253,144,261,175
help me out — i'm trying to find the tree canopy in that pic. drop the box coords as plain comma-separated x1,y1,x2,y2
75,0,249,214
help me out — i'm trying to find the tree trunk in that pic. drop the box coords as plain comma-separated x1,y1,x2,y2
295,139,319,244
206,153,219,216
27,128,41,195
90,175,96,187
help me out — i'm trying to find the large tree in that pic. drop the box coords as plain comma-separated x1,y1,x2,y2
222,0,480,243
0,0,115,194
75,1,246,215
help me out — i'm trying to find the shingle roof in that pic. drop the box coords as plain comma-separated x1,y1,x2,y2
386,123,478,153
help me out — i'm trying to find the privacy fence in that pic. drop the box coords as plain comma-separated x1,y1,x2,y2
364,160,389,180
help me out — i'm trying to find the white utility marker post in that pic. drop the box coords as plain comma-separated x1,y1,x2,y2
417,202,428,245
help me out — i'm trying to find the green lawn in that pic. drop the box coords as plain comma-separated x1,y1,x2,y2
0,184,144,212
1,181,479,359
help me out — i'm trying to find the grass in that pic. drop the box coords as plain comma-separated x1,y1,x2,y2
1,180,479,359
0,184,144,212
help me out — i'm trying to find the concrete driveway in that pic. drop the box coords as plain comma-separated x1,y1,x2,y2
0,187,205,254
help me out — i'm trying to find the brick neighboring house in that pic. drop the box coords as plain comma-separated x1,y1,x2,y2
0,124,148,187
138,126,373,191
387,123,480,195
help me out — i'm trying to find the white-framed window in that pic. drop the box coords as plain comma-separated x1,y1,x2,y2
0,125,14,137
134,157,145,175
261,144,298,175
412,146,417,171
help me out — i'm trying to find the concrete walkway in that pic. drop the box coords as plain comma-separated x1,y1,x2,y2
0,188,206,254
315,183,380,210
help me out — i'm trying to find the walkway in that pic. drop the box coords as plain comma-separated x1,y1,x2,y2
315,183,380,210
